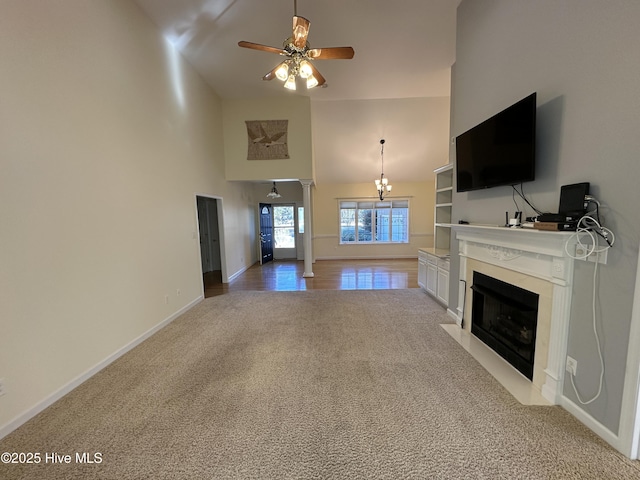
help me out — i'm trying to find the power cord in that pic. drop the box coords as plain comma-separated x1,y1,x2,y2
564,214,614,260
564,210,614,405
569,257,605,404
512,186,521,214
512,183,544,216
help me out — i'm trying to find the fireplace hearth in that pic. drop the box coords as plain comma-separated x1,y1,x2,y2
471,271,539,380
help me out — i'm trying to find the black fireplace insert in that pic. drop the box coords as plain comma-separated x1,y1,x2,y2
471,271,539,380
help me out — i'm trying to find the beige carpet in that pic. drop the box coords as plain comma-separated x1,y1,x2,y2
1,290,639,479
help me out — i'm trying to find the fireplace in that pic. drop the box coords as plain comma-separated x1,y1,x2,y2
451,224,579,404
471,271,539,380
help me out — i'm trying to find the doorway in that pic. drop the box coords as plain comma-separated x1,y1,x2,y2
273,204,297,260
197,196,223,294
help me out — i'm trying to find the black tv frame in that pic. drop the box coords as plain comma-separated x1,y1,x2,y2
455,93,537,193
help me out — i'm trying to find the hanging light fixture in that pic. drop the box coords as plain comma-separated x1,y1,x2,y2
272,58,318,92
374,139,392,200
267,182,282,199
238,0,355,92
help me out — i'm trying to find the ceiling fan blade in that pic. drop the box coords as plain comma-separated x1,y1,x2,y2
292,16,310,49
262,64,281,81
238,41,285,55
307,46,355,60
307,62,326,87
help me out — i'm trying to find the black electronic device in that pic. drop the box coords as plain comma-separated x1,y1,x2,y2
538,182,590,223
537,213,565,222
558,182,590,221
455,93,536,192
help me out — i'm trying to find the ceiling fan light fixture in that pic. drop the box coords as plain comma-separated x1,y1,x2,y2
299,60,313,79
306,74,318,89
238,0,353,91
275,62,289,81
284,74,297,90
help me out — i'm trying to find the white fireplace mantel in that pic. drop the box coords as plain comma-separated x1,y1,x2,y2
451,224,579,404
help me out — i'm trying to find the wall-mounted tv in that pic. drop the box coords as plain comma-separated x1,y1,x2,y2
455,92,536,192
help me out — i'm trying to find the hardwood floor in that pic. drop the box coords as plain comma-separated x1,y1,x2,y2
204,258,418,298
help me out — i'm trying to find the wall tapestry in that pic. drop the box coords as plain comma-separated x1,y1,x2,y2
245,119,289,160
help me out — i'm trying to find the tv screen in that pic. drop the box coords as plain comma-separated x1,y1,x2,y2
455,93,536,192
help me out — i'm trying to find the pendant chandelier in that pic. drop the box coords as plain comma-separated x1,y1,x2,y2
267,182,282,199
374,139,392,200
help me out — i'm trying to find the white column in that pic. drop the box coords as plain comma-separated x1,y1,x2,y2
618,244,640,458
542,282,573,404
300,179,314,278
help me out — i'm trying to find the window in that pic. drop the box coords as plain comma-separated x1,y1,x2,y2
339,200,409,244
273,205,295,248
298,206,304,234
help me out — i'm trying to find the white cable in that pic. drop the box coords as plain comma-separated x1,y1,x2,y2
564,214,615,260
563,211,613,405
570,258,605,404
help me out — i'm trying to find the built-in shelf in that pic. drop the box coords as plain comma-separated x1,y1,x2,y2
419,163,454,307
433,164,453,251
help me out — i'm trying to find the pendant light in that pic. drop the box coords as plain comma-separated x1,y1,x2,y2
374,139,392,200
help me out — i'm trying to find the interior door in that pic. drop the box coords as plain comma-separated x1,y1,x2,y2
197,197,212,272
259,203,273,264
197,197,222,273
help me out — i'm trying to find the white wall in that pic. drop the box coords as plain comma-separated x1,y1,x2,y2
0,0,255,433
311,97,451,185
222,97,313,182
451,0,640,436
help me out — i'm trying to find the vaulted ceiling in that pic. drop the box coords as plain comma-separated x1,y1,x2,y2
134,0,460,183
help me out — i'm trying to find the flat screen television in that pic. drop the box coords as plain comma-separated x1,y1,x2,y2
455,92,536,192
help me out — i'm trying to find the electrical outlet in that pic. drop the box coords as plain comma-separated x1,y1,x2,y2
164,295,169,304
0,378,6,397
566,356,578,376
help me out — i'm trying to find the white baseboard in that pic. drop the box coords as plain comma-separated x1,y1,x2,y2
228,264,252,282
446,308,459,322
561,395,623,454
0,295,203,441
314,255,418,261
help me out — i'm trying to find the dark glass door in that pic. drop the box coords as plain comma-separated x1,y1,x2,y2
259,203,273,264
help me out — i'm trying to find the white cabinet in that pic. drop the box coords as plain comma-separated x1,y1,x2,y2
426,260,438,296
436,257,450,305
419,248,449,306
418,250,428,289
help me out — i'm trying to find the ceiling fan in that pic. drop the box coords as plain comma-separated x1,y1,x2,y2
238,0,355,91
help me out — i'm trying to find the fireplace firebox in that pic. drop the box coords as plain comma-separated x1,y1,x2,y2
471,271,539,380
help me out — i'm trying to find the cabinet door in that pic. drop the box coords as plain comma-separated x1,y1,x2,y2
426,263,438,296
437,267,449,305
418,258,427,289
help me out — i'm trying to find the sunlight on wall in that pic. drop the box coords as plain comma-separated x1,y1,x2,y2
163,38,185,111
